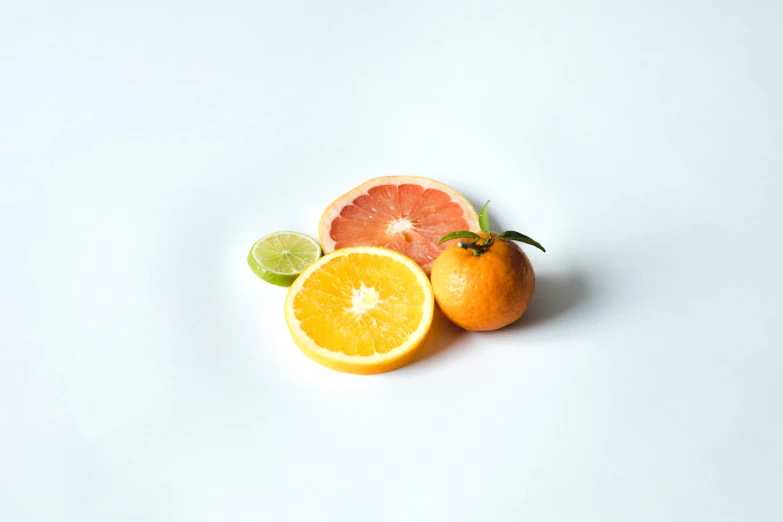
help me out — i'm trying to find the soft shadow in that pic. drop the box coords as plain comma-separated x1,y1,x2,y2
412,306,466,362
508,271,592,330
408,271,593,367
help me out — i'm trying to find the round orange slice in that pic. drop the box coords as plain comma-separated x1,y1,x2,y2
318,176,480,273
284,246,434,374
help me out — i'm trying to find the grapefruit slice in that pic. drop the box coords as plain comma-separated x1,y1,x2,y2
318,176,480,272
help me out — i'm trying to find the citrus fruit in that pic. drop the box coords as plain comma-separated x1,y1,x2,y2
431,202,545,331
284,246,434,374
432,236,536,331
247,231,321,287
318,176,480,273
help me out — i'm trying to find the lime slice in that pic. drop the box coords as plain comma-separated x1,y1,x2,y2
247,231,322,287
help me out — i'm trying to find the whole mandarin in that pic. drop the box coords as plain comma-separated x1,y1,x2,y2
431,235,535,331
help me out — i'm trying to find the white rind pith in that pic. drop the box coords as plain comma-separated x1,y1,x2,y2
317,176,481,270
284,246,434,366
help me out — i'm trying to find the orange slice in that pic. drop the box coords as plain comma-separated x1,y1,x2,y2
318,176,480,273
284,246,434,374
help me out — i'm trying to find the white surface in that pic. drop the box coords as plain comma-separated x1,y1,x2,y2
2,1,782,520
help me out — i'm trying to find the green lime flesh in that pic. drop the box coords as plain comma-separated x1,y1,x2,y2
247,231,321,287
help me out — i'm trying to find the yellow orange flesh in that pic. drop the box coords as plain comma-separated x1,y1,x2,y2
284,247,434,374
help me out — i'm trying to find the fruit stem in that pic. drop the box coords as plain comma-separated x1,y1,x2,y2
457,240,490,256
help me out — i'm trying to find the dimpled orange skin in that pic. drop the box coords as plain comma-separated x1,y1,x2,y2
430,236,535,331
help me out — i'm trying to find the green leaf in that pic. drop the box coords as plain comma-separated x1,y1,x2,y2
438,230,481,244
496,231,546,252
478,201,491,234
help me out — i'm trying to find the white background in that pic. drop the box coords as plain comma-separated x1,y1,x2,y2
2,1,782,520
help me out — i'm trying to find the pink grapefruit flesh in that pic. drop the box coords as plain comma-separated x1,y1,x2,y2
319,176,480,272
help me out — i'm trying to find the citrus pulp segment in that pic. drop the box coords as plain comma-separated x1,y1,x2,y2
247,231,321,287
318,176,480,272
284,246,434,374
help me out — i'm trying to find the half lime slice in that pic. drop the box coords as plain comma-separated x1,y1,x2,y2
247,231,322,287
